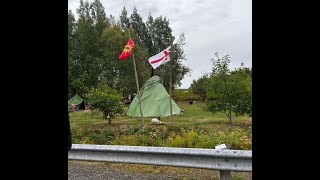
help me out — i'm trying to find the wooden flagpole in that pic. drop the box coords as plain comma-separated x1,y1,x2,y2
169,47,173,123
128,30,144,125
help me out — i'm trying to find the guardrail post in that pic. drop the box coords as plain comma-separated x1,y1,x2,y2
219,170,231,180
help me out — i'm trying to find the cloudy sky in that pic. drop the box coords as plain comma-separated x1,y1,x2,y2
68,0,252,89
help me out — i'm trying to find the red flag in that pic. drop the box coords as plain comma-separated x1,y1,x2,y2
119,38,135,61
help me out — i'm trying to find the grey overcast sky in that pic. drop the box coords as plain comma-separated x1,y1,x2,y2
68,0,252,89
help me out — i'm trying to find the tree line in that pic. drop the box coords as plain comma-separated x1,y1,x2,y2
68,0,190,99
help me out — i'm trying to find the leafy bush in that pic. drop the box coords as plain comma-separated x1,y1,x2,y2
71,125,251,150
172,89,203,102
87,82,124,124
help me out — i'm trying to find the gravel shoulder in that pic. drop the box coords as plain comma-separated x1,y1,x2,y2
68,161,251,180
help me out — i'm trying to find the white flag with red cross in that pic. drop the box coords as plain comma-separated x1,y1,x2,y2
148,46,171,69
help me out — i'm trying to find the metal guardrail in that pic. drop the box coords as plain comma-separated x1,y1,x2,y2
68,144,252,180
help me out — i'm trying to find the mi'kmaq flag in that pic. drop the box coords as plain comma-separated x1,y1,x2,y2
148,46,171,69
119,38,135,61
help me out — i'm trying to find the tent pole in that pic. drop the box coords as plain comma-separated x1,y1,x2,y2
132,53,144,125
169,51,173,123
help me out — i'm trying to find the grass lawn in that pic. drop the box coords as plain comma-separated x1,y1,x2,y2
69,101,251,149
70,101,251,127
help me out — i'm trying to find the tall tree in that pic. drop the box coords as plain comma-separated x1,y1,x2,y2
205,52,252,123
109,15,118,26
190,74,209,100
91,0,110,36
167,33,190,89
130,7,150,48
68,10,77,98
119,7,130,30
146,15,190,91
101,26,150,97
145,14,156,54
75,0,101,94
69,0,110,97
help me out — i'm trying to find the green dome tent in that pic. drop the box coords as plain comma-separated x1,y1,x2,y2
68,94,85,112
127,75,182,117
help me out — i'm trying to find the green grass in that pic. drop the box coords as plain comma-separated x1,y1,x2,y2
70,102,251,127
69,102,252,179
70,101,251,149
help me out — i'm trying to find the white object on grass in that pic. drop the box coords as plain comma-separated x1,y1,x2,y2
151,118,163,125
215,144,227,150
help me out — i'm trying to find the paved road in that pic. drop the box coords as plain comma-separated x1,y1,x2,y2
68,161,184,180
